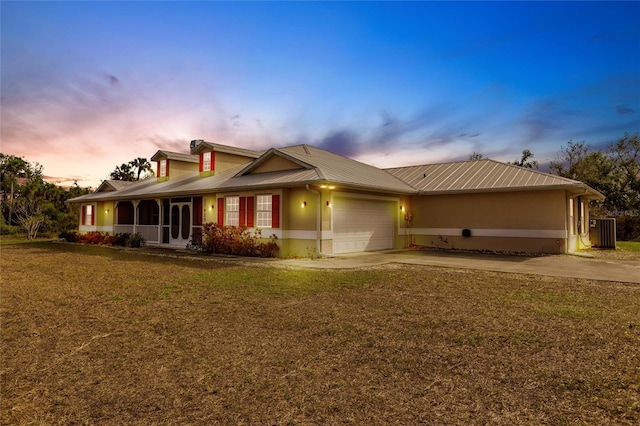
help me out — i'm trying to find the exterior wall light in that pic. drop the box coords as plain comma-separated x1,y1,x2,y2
301,201,307,208
400,205,405,212
326,201,332,208
105,209,109,214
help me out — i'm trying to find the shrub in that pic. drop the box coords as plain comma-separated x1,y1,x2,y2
126,232,145,248
58,230,78,242
188,223,279,258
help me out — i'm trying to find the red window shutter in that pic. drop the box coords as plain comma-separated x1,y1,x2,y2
199,153,203,172
246,196,254,227
239,197,246,226
211,150,215,172
272,194,280,228
91,206,95,225
81,205,86,225
193,197,203,226
166,160,169,176
217,198,224,225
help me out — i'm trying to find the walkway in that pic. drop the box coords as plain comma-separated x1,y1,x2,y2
273,249,640,284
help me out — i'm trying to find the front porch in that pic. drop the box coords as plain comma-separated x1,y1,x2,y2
113,197,203,247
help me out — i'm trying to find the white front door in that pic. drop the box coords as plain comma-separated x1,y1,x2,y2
170,202,191,246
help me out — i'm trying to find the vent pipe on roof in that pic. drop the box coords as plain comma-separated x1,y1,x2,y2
190,139,204,149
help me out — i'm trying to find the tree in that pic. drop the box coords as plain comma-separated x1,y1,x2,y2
109,158,154,181
109,163,135,181
550,133,640,240
13,198,45,240
469,152,484,161
130,157,153,180
0,154,29,225
510,149,539,169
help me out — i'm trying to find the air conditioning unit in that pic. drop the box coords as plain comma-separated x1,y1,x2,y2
590,218,616,249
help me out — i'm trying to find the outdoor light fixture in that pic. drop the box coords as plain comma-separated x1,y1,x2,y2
326,201,332,207
400,205,405,212
210,204,215,211
301,201,307,208
105,209,109,214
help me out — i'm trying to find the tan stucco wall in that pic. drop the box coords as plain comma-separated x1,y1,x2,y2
411,190,567,230
96,201,114,227
215,152,255,173
406,190,569,254
285,187,317,232
251,156,305,174
168,160,198,179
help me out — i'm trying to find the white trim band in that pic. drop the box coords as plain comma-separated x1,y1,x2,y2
401,228,567,239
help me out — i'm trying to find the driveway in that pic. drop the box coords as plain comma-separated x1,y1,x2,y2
274,249,640,284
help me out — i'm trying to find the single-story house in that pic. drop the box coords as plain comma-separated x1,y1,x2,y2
68,140,604,256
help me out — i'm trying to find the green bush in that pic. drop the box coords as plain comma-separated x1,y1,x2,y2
188,223,279,258
58,231,145,247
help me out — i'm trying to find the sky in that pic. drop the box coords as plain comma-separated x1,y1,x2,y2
1,1,639,188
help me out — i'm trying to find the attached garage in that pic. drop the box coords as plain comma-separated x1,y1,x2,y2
332,197,395,254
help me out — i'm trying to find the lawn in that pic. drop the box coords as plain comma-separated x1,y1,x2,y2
1,242,639,425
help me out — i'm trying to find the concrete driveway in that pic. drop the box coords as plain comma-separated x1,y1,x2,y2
274,249,640,284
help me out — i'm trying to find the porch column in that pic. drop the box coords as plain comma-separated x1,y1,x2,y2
114,201,120,226
156,198,162,244
133,200,140,234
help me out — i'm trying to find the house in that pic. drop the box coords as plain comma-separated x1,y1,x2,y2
68,140,604,256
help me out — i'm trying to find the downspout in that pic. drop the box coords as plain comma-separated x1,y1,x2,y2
305,184,322,255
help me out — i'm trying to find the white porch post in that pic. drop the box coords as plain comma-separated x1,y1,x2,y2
156,199,162,244
133,200,140,234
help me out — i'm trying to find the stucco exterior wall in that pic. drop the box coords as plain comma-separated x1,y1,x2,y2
215,152,255,173
406,190,569,254
251,156,304,174
168,160,198,179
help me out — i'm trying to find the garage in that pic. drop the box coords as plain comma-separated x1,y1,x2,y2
332,197,395,254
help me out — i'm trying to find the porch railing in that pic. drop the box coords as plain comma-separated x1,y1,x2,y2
114,225,134,235
113,225,159,243
136,225,159,243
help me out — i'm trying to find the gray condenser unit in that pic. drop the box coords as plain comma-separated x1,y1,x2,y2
589,218,616,249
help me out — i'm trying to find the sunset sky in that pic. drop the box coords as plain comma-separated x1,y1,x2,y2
2,1,639,188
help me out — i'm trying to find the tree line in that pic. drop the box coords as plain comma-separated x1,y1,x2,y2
2,134,638,240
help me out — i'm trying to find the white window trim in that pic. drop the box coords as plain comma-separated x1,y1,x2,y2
226,196,239,226
256,194,272,228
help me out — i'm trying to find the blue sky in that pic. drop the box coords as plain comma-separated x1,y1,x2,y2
2,1,639,187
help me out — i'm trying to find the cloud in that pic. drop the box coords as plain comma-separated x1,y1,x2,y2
616,104,635,115
314,129,361,157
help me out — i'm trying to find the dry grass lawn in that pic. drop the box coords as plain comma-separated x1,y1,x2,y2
1,242,639,425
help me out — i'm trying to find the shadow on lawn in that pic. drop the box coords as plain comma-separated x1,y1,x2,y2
17,241,240,270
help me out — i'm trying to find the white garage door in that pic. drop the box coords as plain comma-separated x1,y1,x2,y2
333,198,394,254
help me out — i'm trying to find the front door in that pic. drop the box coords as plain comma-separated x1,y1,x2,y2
170,202,191,246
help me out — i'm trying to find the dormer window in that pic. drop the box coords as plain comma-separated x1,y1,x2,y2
199,151,214,173
158,159,168,177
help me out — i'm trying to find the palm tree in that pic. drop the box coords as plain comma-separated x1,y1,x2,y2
130,157,153,180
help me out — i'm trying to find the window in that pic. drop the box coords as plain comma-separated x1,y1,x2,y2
158,159,167,177
82,205,94,226
257,195,272,227
226,196,239,226
202,152,212,171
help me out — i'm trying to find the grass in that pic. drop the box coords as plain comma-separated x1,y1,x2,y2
617,241,640,252
1,242,639,425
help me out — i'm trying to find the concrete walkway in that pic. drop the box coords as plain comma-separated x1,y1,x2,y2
273,249,640,284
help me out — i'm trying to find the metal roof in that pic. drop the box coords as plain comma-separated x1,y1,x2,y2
385,159,604,198
190,141,264,158
238,145,417,193
68,148,605,204
150,150,199,163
